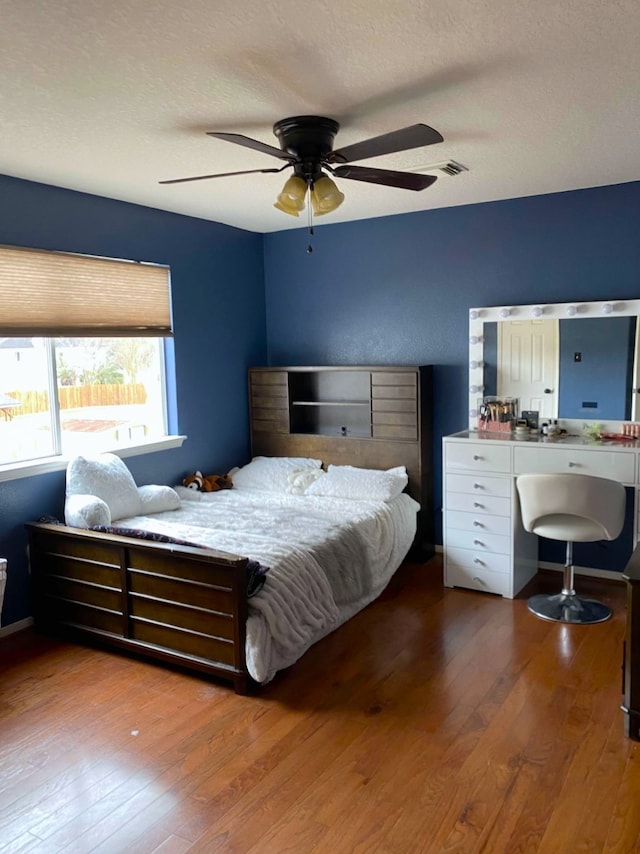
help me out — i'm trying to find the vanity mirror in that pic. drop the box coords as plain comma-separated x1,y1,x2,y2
468,299,640,431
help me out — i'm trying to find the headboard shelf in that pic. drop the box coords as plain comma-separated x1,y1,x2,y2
249,365,434,558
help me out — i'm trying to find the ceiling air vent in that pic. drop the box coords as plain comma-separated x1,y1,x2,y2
409,160,469,177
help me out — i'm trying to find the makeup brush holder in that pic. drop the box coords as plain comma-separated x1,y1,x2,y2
477,396,519,433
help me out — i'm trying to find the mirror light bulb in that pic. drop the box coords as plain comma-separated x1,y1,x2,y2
469,335,480,345
469,408,478,418
470,360,484,370
602,303,614,314
532,306,543,317
470,384,483,394
566,305,577,316
499,308,511,318
469,309,479,320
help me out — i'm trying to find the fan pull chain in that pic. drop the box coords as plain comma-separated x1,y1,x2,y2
307,183,314,253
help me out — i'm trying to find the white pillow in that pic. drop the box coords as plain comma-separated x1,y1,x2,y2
65,493,111,528
66,453,142,521
137,484,181,514
231,456,322,492
305,464,408,502
173,485,203,501
286,467,326,495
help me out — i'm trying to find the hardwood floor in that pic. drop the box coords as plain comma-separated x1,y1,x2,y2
1,557,639,853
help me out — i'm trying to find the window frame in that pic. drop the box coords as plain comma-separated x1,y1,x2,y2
0,434,186,483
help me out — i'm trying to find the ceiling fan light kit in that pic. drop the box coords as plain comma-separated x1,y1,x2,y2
273,174,345,218
310,176,345,216
162,115,444,219
273,175,307,216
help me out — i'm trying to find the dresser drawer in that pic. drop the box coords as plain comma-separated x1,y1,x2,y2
445,546,511,575
372,424,417,440
445,491,512,517
250,371,287,387
371,371,416,387
445,528,511,555
372,397,416,413
252,410,290,434
445,561,511,596
446,473,511,498
372,411,418,440
445,442,511,474
371,384,416,401
513,446,634,484
446,509,512,536
251,389,288,408
372,410,417,427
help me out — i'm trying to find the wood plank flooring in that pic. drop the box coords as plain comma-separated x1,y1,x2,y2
1,557,639,853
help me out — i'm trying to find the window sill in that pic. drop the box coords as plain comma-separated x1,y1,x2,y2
0,435,187,484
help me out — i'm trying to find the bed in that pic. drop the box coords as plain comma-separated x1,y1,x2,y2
27,452,421,693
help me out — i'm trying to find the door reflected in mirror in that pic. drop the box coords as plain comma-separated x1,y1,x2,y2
482,315,638,422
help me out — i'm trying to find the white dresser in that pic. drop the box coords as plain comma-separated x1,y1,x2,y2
443,431,639,598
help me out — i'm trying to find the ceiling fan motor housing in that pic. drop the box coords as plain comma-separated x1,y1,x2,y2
273,116,340,183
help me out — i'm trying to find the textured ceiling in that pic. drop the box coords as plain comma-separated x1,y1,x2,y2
1,0,639,233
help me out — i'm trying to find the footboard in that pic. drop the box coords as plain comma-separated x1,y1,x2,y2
26,522,251,693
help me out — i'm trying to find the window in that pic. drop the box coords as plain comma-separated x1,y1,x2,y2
0,336,167,466
0,244,177,473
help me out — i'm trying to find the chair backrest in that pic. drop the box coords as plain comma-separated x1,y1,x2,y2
516,472,626,542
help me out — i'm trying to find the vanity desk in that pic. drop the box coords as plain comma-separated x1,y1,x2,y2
442,430,639,598
449,294,640,597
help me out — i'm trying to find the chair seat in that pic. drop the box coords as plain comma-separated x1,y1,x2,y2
530,514,607,542
516,473,625,624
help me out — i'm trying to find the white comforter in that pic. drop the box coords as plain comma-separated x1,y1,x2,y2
117,488,419,683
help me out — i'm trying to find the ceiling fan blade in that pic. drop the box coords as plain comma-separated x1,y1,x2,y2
159,165,289,185
329,124,443,164
207,131,294,161
333,165,437,191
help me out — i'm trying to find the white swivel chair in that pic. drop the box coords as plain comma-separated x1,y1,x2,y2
516,472,626,624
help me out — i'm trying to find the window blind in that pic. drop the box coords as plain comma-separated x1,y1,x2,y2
0,244,172,337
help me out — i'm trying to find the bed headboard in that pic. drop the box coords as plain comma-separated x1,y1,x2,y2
249,365,434,557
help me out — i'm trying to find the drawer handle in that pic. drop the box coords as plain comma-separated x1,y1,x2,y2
568,461,579,468
473,501,484,508
473,576,487,585
473,483,484,490
473,539,484,547
473,454,483,461
473,557,485,566
473,520,484,528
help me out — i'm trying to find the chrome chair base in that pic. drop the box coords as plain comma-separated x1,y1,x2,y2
527,592,612,624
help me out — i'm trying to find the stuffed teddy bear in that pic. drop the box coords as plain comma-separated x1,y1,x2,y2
182,471,233,492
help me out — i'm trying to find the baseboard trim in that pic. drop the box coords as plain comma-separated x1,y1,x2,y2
0,617,34,638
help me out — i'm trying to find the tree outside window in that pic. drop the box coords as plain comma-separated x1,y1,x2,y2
0,337,166,466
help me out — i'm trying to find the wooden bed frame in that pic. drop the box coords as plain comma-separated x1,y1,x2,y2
27,364,433,693
27,522,252,692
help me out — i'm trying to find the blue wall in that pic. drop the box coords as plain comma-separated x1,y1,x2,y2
3,176,640,626
0,174,267,626
263,181,640,562
559,316,635,419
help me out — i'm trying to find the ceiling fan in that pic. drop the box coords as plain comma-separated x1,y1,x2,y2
160,115,444,218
